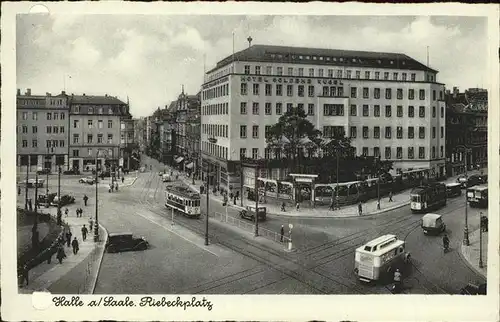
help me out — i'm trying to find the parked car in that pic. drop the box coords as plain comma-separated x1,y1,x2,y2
456,174,481,188
239,205,267,222
478,174,488,184
460,283,486,295
79,176,96,185
446,183,462,198
162,174,172,182
37,193,57,207
36,168,51,175
63,168,81,175
51,194,75,207
106,233,149,253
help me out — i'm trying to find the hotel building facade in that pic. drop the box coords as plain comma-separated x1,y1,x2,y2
200,45,446,193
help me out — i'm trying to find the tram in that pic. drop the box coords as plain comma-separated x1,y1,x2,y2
354,234,410,282
467,185,488,208
410,183,447,213
165,182,201,218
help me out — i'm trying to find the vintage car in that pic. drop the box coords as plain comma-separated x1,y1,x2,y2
36,168,51,175
63,168,81,175
421,213,446,235
51,194,76,207
239,205,267,222
162,174,172,182
37,193,57,207
106,233,149,253
79,176,96,185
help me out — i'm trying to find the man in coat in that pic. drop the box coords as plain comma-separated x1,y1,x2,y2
65,230,72,247
81,225,88,241
71,237,79,255
83,194,89,206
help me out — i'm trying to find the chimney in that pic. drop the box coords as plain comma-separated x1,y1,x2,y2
17,88,21,96
26,88,31,96
61,90,66,95
46,92,51,96
83,93,86,96
105,94,108,97
453,87,458,98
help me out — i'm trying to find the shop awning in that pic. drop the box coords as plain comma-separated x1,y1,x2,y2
185,162,194,169
175,157,184,163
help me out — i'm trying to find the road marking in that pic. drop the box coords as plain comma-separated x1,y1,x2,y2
134,210,219,257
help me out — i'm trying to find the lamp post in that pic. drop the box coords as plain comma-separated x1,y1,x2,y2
32,168,39,250
46,147,53,205
94,149,107,242
457,145,472,246
254,161,259,237
205,162,210,246
25,156,30,210
479,212,484,268
56,166,62,225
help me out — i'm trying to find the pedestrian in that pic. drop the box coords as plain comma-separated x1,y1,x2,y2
79,208,84,217
18,186,21,195
281,202,286,212
28,199,33,212
295,202,300,211
115,182,119,191
109,183,112,193
83,194,88,206
56,246,66,264
358,201,363,216
377,200,381,210
89,217,94,232
75,208,80,217
66,230,72,247
20,265,29,286
233,195,237,205
329,200,334,211
388,191,393,202
121,176,124,184
71,237,79,255
81,225,88,241
229,192,234,201
280,225,284,242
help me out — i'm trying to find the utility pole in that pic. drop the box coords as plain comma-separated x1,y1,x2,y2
57,166,62,225
205,162,210,246
254,163,259,237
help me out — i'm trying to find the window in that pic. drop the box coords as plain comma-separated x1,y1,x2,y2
432,90,436,101
240,148,246,159
374,126,380,139
308,85,315,97
350,126,357,138
32,126,37,133
440,146,444,158
432,127,436,138
374,147,380,158
408,89,415,100
265,148,271,159
265,125,271,138
98,108,103,114
240,125,247,138
440,126,444,138
363,105,369,116
252,148,259,159
276,67,283,75
323,104,344,116
60,140,65,148
252,125,259,138
419,106,425,118
385,147,391,159
385,105,392,117
374,105,380,117
288,67,293,76
346,70,352,79
395,105,403,117
393,72,398,80
397,126,403,139
408,127,414,139
419,89,425,100
309,68,314,77
255,66,261,75
286,103,293,113
323,126,345,138
252,84,260,95
298,68,304,76
22,125,28,133
244,65,250,74
87,134,93,143
375,72,380,80
351,87,357,98
252,102,259,115
350,104,357,116
411,73,416,81
432,106,436,117
46,112,52,120
362,147,368,156
408,106,414,118
365,71,370,79
97,134,103,143
432,146,436,159
385,126,392,139
318,69,324,77
53,126,59,134
419,147,425,159
362,87,369,99
46,126,52,133
355,71,360,79
108,107,113,115
297,103,304,113
108,120,113,128
287,85,293,97
265,103,272,115
322,86,329,96
107,134,113,144
276,102,282,115
440,106,444,118
298,85,304,97
363,126,369,138
307,104,314,116
32,112,37,120
265,84,272,96
32,139,38,148
276,84,283,96
328,69,334,77
397,147,402,159
88,148,93,156
241,83,248,95
337,70,343,78
374,88,380,99
385,88,392,99
73,134,79,144
98,120,103,129
419,127,425,139
22,140,28,147
408,147,414,159
402,73,407,81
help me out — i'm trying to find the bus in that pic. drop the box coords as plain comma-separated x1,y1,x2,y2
410,183,447,213
165,182,201,218
354,234,410,282
467,185,488,208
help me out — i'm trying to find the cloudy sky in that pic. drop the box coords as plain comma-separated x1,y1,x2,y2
17,14,488,117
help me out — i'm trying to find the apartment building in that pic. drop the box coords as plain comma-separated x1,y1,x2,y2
201,45,446,192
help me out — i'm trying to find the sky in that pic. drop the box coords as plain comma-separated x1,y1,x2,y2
16,14,488,117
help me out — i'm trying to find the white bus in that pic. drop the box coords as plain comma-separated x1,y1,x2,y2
165,182,201,218
354,234,410,282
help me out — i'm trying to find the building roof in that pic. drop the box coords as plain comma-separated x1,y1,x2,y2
208,44,437,74
69,94,126,105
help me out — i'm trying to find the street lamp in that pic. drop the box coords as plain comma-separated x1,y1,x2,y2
32,166,39,250
205,162,211,246
24,156,30,210
456,144,472,246
479,212,484,268
45,147,54,206
94,149,108,242
56,166,62,225
254,161,260,237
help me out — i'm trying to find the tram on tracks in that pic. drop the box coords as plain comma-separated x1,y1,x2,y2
165,182,201,218
410,183,447,213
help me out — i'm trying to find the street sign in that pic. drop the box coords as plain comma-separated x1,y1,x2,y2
289,224,293,229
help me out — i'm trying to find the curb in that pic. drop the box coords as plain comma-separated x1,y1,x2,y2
123,176,138,187
90,223,109,294
458,236,487,280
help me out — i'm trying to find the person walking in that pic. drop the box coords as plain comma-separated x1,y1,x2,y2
388,191,393,202
71,237,79,255
64,208,69,217
56,245,66,264
89,217,94,232
377,200,381,210
280,225,285,242
358,201,363,216
296,202,300,211
75,208,80,217
18,186,21,196
115,182,119,191
83,194,89,206
65,230,72,247
81,224,88,241
281,202,286,212
121,176,124,184
329,200,334,211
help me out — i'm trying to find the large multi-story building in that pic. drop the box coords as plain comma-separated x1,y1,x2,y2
16,89,69,172
201,44,447,193
160,102,177,165
68,94,128,172
445,87,488,176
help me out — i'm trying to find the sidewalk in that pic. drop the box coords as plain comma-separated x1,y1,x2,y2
460,229,488,279
19,200,108,294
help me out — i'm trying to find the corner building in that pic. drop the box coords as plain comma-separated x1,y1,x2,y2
201,45,446,193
